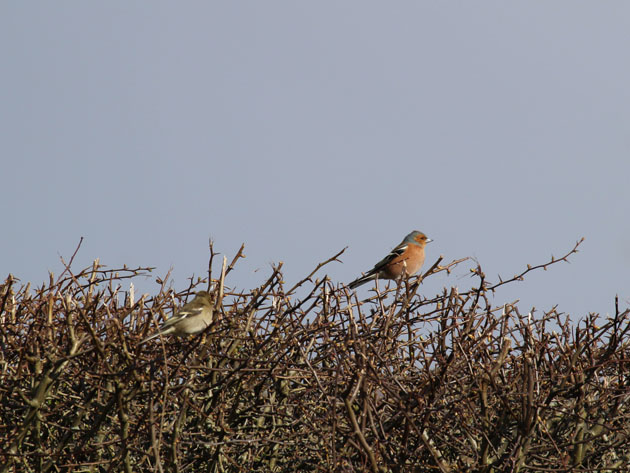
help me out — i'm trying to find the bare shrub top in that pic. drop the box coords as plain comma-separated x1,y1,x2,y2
1,239,629,472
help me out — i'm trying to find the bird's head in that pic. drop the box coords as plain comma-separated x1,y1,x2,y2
194,291,215,303
406,230,432,246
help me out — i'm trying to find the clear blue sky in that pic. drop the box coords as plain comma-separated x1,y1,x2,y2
2,2,629,318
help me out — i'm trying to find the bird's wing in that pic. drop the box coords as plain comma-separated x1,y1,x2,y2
370,243,408,273
160,305,204,328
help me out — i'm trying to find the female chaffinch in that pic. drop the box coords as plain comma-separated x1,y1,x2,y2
348,230,432,289
140,291,215,344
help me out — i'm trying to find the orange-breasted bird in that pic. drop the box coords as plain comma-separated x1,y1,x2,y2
348,230,432,289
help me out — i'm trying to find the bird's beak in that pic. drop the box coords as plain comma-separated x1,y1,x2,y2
426,238,433,243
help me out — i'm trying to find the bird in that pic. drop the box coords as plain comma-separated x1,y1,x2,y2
140,291,215,344
348,230,432,289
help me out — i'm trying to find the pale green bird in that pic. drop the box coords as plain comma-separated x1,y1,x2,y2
140,291,215,344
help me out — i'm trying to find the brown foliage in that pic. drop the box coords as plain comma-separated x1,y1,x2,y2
1,239,629,472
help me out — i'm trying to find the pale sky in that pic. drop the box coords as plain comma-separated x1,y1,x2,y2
2,2,629,318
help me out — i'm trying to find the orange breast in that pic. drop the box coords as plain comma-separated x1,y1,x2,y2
379,244,425,280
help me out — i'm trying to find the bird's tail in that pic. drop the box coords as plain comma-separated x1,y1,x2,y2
348,273,376,289
139,329,169,345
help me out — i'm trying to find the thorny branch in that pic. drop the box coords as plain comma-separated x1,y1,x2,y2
1,237,629,473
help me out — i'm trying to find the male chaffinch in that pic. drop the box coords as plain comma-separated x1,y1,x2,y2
140,291,215,344
348,230,432,289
